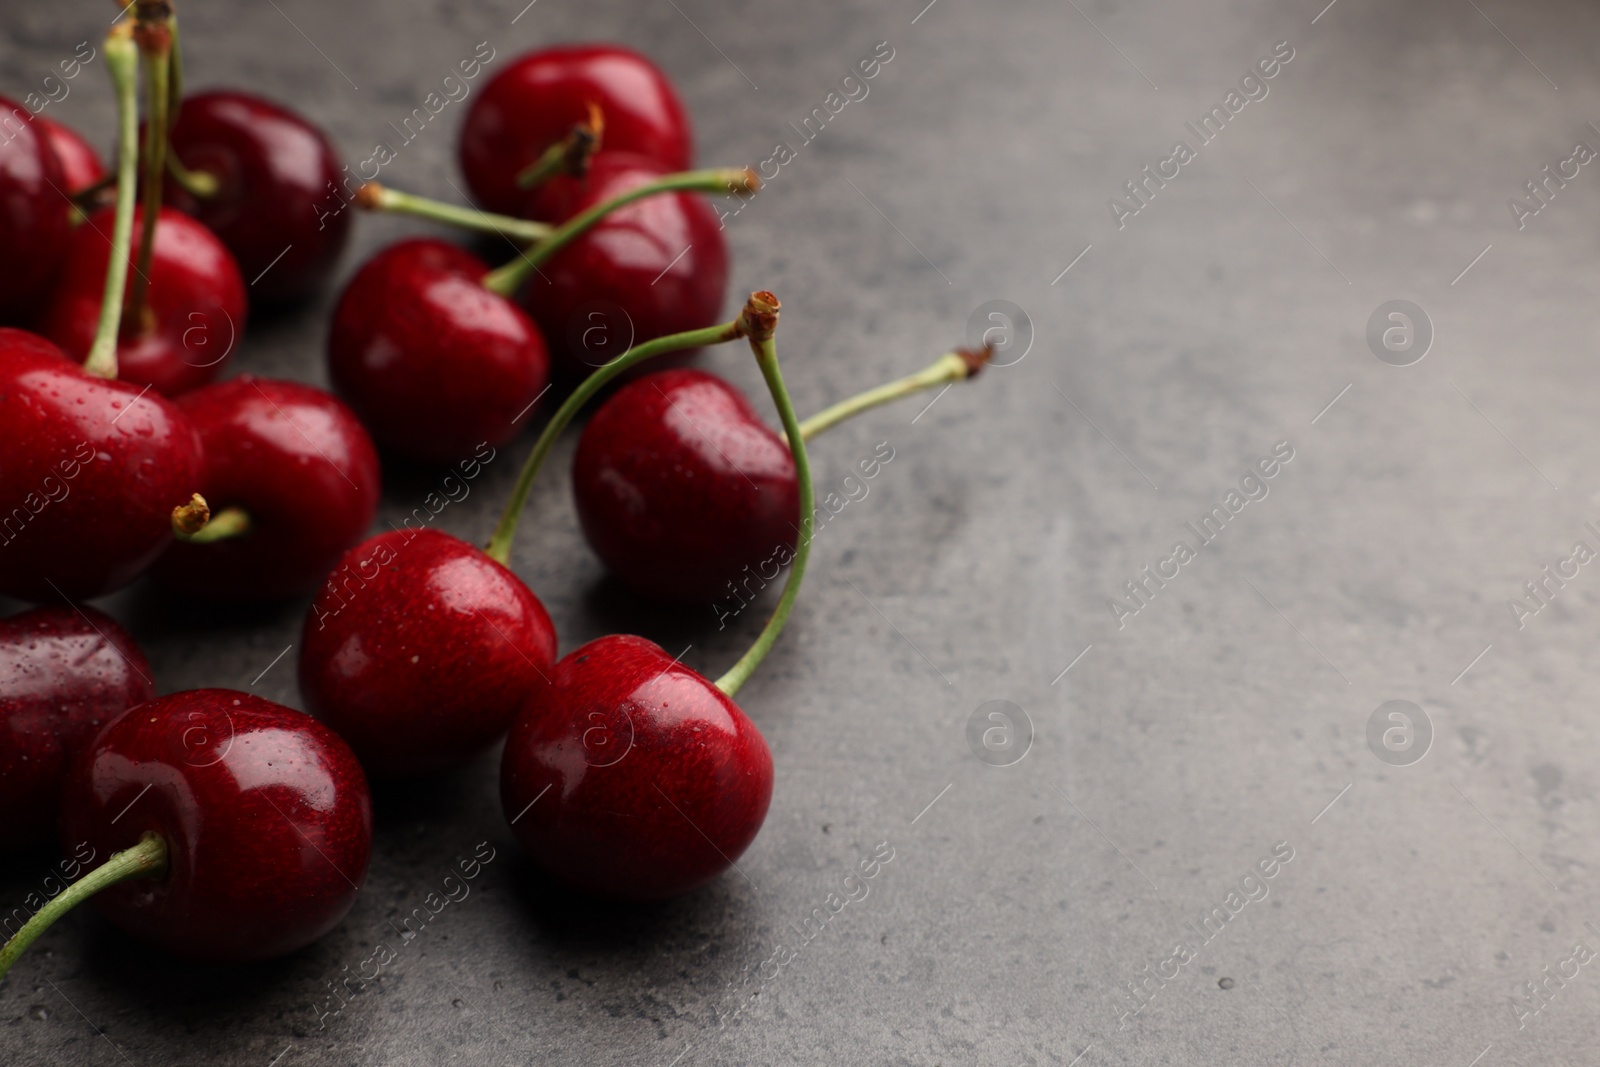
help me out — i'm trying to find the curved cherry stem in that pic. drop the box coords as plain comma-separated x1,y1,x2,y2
171,493,252,543
82,24,142,380
514,103,604,190
126,10,173,336
483,315,750,565
480,167,759,298
0,832,167,982
798,346,992,442
353,182,550,243
714,293,810,699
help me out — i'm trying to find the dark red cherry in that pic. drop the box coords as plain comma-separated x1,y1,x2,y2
0,328,203,602
0,96,70,325
39,204,247,397
151,377,380,601
575,368,796,603
500,634,772,900
299,529,557,778
35,116,105,193
328,238,550,466
523,151,727,380
0,606,155,850
165,89,351,305
58,689,372,961
460,44,692,216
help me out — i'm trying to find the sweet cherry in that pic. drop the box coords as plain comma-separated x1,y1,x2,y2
35,116,106,193
0,605,155,850
152,377,380,601
460,44,692,216
298,529,557,778
39,204,248,396
165,89,351,305
0,95,70,325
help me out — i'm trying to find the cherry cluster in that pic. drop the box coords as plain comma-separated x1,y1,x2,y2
0,3,988,979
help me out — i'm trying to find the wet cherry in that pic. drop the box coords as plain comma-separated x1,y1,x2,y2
460,44,692,216
0,94,71,325
298,529,557,778
152,377,381,601
0,605,155,850
39,204,247,397
165,89,351,305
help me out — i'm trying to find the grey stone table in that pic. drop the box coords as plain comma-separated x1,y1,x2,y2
5,0,1600,1063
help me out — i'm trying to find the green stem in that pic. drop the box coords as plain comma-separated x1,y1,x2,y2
481,167,759,298
0,833,167,982
797,348,990,441
514,105,602,190
354,182,550,243
715,294,811,698
483,318,746,565
82,25,142,380
167,152,219,199
126,22,171,335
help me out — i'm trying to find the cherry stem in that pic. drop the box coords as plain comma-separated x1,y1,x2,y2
126,10,172,336
0,832,167,983
483,314,753,566
514,104,604,190
82,24,142,380
353,182,550,243
797,345,992,442
480,167,760,298
714,293,811,699
171,493,251,543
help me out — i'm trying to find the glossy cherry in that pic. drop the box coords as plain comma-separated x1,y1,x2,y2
39,204,247,396
35,116,106,193
460,44,692,216
327,238,550,466
0,96,70,325
165,89,351,305
0,606,155,850
576,368,796,603
522,151,727,380
55,689,372,961
0,328,203,602
152,377,380,601
299,529,557,778
500,634,772,899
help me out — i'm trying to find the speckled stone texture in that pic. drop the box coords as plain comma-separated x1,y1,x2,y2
5,0,1600,1063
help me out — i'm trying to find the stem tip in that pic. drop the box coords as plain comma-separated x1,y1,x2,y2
172,493,210,536
738,291,780,343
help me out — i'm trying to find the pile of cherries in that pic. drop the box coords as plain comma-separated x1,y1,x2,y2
0,4,988,981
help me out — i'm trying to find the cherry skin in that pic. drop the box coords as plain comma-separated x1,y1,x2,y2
460,44,692,217
151,377,381,601
523,151,728,381
501,634,772,900
165,89,351,306
0,328,203,603
0,606,155,850
59,689,372,961
574,368,797,604
299,529,558,778
39,204,248,397
35,116,105,193
0,96,70,325
328,238,550,466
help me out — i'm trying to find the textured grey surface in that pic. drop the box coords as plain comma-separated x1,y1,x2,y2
5,0,1600,1063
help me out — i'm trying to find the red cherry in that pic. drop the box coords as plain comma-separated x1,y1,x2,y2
151,377,380,601
575,368,796,603
500,634,771,899
58,689,371,961
0,96,70,325
34,116,105,193
299,529,557,778
523,152,727,380
460,44,692,216
165,89,351,305
39,204,247,397
0,606,155,850
0,328,202,602
328,238,550,466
